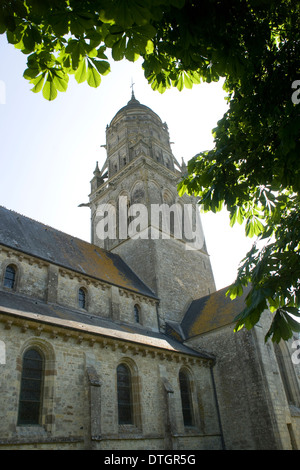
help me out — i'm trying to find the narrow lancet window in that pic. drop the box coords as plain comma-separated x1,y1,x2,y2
78,288,86,309
134,304,140,323
179,370,194,427
18,349,44,425
117,364,133,425
4,265,16,289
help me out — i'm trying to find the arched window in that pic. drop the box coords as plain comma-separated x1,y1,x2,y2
78,287,86,309
179,369,194,427
18,349,44,426
3,264,16,289
134,304,140,323
117,364,133,425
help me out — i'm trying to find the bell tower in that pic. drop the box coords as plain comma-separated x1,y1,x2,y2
88,92,216,326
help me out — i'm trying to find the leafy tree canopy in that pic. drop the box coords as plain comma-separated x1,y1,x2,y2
1,0,300,342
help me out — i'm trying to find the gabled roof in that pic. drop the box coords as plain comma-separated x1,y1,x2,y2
0,290,213,360
0,206,157,299
180,285,251,339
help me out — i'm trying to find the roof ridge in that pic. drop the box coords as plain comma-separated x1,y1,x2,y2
0,205,92,246
0,205,158,299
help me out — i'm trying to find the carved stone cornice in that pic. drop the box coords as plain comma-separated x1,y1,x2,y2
0,245,48,269
0,312,212,366
118,288,158,306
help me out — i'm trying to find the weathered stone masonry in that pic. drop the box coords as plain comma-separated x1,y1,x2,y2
1,93,300,450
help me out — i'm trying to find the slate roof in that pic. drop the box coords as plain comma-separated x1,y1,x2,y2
180,285,251,339
0,290,213,359
0,206,157,299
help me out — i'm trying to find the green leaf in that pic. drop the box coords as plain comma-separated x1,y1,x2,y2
96,46,108,60
70,14,94,36
98,9,115,24
109,25,125,35
125,37,140,62
236,208,244,225
112,2,153,28
4,16,17,34
51,12,70,36
135,24,157,39
111,35,126,61
245,219,255,238
23,67,39,79
184,72,193,89
6,28,22,45
85,29,103,48
230,208,237,227
265,304,300,343
42,74,57,101
188,70,201,85
30,73,45,93
174,74,184,91
91,59,110,76
65,39,79,54
104,32,122,48
87,62,101,88
228,282,244,300
285,307,300,317
23,28,36,52
53,72,69,92
87,47,98,58
283,312,300,332
75,59,87,83
177,180,187,197
268,297,279,313
145,39,154,55
65,40,81,70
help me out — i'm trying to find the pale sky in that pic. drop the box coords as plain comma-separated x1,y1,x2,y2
0,35,254,291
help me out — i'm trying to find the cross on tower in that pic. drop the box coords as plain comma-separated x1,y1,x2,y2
130,79,135,98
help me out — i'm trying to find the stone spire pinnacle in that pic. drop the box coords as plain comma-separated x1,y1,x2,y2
93,161,101,176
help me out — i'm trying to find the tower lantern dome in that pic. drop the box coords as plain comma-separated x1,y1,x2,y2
110,91,162,127
105,93,176,177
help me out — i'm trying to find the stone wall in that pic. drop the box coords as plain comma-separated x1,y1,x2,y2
114,237,215,325
0,247,48,301
186,319,300,450
0,246,159,331
0,313,223,450
253,314,300,450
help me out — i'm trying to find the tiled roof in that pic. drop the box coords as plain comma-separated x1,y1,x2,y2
181,285,251,338
0,290,213,359
0,206,157,299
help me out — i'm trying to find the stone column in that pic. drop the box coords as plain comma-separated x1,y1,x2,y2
86,365,102,449
110,285,120,321
46,265,58,303
159,363,178,450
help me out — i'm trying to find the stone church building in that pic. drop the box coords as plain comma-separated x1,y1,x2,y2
0,93,300,450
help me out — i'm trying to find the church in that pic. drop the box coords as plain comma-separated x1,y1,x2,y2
0,92,300,450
